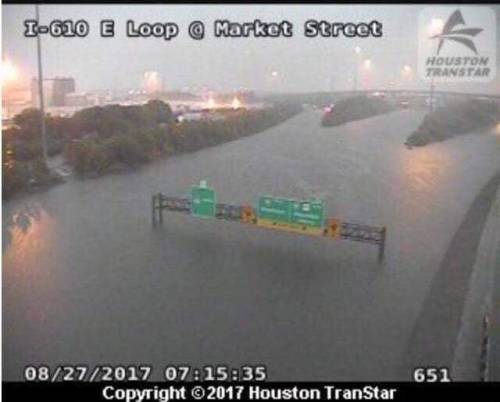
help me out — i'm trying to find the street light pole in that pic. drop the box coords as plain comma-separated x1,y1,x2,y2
362,58,372,90
429,39,438,114
354,47,361,92
35,4,49,168
429,77,435,113
429,39,437,114
428,18,443,115
354,65,358,92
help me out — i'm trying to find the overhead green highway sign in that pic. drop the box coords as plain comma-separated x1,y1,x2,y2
257,196,292,223
258,196,325,228
191,180,216,218
290,199,324,228
152,182,387,262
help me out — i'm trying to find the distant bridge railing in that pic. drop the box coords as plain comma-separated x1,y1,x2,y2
333,89,500,100
265,90,500,102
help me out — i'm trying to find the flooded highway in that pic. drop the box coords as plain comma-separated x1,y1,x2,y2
3,109,500,380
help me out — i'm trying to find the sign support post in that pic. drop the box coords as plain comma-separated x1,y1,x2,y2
152,184,387,263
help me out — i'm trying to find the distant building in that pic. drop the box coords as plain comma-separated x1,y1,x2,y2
52,77,75,106
31,77,75,107
177,110,226,122
65,92,90,107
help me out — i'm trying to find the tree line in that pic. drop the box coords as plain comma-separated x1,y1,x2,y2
405,99,499,147
321,95,396,127
3,100,302,199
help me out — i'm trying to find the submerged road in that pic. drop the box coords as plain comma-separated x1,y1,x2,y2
3,109,500,380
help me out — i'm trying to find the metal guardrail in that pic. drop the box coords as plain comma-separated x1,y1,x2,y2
340,89,500,100
152,193,387,262
480,314,490,381
273,89,500,100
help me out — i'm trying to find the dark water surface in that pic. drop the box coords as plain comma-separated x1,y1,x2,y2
3,110,500,380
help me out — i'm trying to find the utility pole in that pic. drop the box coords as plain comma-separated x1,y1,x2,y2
428,18,443,115
354,58,358,91
429,77,435,113
429,45,436,114
35,4,49,168
354,47,362,92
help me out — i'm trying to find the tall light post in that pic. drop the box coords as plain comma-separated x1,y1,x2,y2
353,46,361,91
35,4,49,168
428,18,444,113
362,58,372,90
268,70,280,93
401,64,412,88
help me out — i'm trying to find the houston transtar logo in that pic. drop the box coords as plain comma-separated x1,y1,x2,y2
418,7,496,82
430,9,483,55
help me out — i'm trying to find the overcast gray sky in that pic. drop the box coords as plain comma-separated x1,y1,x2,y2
3,4,500,94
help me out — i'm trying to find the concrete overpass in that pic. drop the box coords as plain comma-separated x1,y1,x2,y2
263,89,500,105
332,89,500,100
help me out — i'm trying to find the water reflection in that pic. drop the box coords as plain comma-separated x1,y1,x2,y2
401,146,452,194
494,123,500,143
2,202,45,251
2,110,499,381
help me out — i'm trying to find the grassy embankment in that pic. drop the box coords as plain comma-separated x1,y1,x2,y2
321,95,396,127
405,99,499,147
